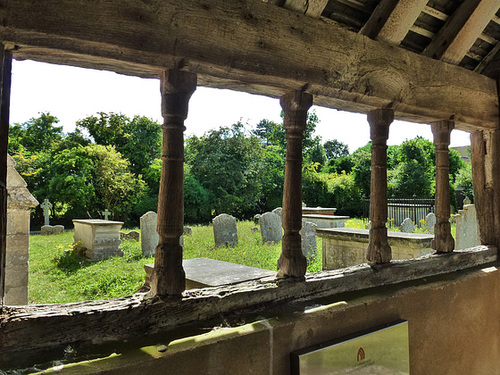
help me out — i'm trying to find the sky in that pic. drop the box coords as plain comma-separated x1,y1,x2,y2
9,60,471,153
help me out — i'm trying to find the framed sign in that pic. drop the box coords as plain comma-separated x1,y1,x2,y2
291,320,409,374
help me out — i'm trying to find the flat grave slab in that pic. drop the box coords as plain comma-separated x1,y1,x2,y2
302,214,349,228
145,258,276,289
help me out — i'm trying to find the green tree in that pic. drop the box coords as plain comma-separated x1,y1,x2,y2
48,144,146,221
323,139,349,160
187,123,271,218
76,112,162,176
9,113,63,154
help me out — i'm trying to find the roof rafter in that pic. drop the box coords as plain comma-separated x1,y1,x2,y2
423,0,500,64
283,0,329,18
360,0,428,45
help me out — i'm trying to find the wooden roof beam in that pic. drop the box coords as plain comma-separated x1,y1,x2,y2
360,0,428,45
0,0,498,131
423,0,500,64
283,0,329,18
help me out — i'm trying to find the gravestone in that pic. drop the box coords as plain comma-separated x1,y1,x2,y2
400,218,414,233
365,221,371,230
272,207,283,220
41,225,64,235
73,219,124,260
213,214,238,247
183,226,192,236
40,198,52,226
455,204,480,250
102,208,111,220
425,212,436,234
253,214,261,225
259,212,282,244
5,154,38,305
300,221,317,259
121,230,140,241
140,211,159,256
463,196,472,206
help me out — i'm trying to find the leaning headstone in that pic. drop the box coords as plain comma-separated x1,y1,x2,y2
41,225,64,235
425,212,436,234
259,212,282,244
213,214,238,247
253,214,262,225
272,207,283,220
400,218,414,233
140,211,159,256
40,198,52,226
300,221,317,259
455,204,480,250
121,230,140,241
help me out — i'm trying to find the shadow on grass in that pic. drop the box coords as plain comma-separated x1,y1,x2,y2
53,251,92,274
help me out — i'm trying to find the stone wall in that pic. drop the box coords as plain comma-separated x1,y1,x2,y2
6,155,38,305
47,266,500,374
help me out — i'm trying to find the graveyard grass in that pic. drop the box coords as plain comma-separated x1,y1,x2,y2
29,219,456,304
29,221,323,304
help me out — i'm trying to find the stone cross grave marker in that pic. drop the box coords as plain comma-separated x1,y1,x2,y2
400,218,415,233
425,212,436,233
40,199,52,226
213,214,238,247
259,212,282,244
300,221,317,259
140,211,159,256
102,208,111,220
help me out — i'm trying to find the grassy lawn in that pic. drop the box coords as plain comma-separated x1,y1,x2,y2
28,220,322,304
28,218,454,304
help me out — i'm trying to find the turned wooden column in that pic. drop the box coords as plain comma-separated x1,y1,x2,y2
366,109,393,264
471,129,500,247
0,46,12,307
431,121,455,253
150,70,196,297
277,91,312,278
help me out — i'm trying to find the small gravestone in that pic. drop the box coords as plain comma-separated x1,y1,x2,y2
213,214,238,247
425,212,436,233
102,208,111,220
400,218,414,233
183,226,193,236
463,196,472,206
121,230,140,241
40,199,52,226
140,211,159,256
41,225,64,235
365,221,371,230
259,212,282,244
253,214,262,225
455,204,480,250
272,207,283,220
300,221,317,259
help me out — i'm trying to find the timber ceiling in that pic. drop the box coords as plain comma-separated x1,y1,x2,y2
266,0,500,78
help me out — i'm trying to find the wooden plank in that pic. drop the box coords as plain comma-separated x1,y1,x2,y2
0,246,496,368
0,45,11,309
475,42,500,74
0,0,497,131
423,0,500,64
283,0,329,18
360,0,427,45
